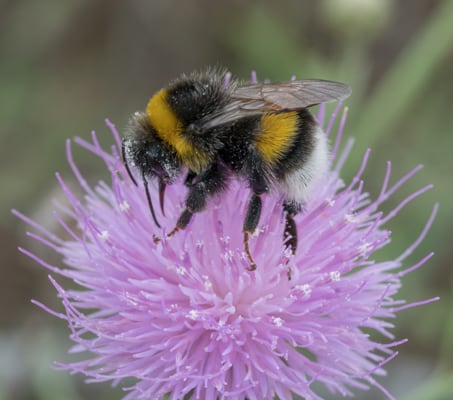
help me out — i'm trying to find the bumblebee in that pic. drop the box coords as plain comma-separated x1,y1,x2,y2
122,69,351,270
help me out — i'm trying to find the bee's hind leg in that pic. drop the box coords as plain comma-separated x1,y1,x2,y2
243,192,263,271
282,201,301,255
242,151,270,271
282,201,301,279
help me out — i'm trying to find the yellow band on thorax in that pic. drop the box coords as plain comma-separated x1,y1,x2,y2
256,112,298,164
146,89,210,172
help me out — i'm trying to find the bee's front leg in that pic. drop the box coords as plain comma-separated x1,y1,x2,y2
184,170,197,187
168,163,227,237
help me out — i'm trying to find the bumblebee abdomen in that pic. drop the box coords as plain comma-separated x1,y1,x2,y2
255,111,300,165
278,112,329,203
254,108,328,203
272,109,317,176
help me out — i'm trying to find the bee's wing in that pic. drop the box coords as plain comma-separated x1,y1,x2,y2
234,79,351,109
200,79,351,129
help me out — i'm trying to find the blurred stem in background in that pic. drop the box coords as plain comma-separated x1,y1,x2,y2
352,0,453,150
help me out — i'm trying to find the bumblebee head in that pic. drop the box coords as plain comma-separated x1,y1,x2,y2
122,112,182,227
123,112,181,181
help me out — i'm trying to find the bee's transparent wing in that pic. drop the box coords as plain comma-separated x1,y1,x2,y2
234,79,351,109
200,79,351,129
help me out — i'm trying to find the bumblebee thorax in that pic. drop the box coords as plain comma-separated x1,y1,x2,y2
146,89,183,141
146,89,210,173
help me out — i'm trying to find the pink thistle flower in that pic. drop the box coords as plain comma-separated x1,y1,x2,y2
14,81,438,400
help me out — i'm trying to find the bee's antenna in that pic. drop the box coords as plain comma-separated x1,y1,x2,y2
142,171,161,229
121,140,138,186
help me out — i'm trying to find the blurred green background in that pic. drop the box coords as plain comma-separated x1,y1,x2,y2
1,1,452,399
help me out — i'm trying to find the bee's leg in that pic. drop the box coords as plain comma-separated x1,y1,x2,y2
282,201,301,280
243,192,263,271
184,170,197,186
282,201,301,255
242,150,270,270
167,209,193,237
157,170,196,220
168,163,227,237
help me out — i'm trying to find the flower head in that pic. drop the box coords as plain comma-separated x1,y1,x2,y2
15,84,437,399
